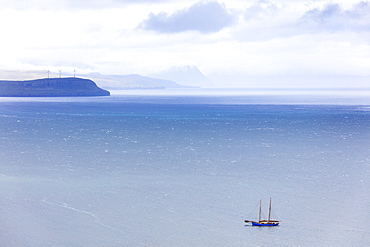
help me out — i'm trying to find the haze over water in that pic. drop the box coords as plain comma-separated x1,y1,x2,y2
1,89,369,246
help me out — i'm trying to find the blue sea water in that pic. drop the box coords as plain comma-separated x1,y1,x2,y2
0,90,369,246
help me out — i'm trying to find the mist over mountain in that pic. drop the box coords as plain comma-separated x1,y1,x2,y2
209,74,370,89
149,66,213,87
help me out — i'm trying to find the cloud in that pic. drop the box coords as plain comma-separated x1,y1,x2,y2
0,0,171,10
139,1,236,33
234,1,370,41
244,0,279,20
298,1,370,32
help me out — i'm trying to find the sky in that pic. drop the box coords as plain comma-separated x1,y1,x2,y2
0,0,369,87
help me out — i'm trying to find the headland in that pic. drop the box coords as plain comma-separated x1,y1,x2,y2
0,77,110,97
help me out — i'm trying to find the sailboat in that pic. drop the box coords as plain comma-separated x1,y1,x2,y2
245,198,280,226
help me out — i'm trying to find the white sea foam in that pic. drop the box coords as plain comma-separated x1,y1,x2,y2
42,198,116,230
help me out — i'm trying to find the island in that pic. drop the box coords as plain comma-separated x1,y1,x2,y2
0,77,110,97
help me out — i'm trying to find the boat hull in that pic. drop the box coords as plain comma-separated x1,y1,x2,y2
251,221,279,226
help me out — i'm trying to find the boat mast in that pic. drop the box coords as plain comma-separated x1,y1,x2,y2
267,198,272,223
258,199,262,222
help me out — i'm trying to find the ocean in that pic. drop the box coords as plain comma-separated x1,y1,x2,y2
1,89,369,246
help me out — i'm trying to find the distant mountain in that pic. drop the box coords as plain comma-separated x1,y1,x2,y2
0,78,110,97
0,70,191,90
149,66,213,87
83,73,192,90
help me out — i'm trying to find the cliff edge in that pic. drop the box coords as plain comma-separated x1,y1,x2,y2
0,77,110,97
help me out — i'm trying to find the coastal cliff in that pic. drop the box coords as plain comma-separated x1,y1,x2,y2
0,77,110,97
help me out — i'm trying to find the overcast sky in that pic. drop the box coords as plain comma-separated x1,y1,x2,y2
0,0,369,87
